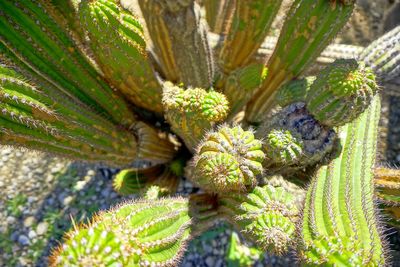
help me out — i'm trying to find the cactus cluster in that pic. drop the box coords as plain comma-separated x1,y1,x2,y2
0,0,399,266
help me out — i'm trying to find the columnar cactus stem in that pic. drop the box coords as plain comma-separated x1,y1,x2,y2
245,0,356,124
50,195,218,266
374,167,400,206
0,0,136,126
306,59,379,127
219,0,283,73
113,165,179,196
79,0,164,114
162,82,229,151
0,64,138,165
222,63,266,118
203,0,236,34
139,0,214,88
191,125,265,193
359,26,400,82
219,185,299,255
299,95,386,266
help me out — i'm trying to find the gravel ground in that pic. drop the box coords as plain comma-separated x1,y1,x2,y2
0,1,399,266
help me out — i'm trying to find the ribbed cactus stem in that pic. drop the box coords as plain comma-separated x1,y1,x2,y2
299,95,386,266
162,82,229,151
219,185,299,255
275,76,316,107
306,59,379,127
0,0,136,126
139,0,214,88
113,165,179,196
359,26,400,82
219,0,283,73
0,64,138,165
222,63,266,118
256,102,337,172
245,0,356,124
191,125,265,193
50,195,218,266
79,0,164,113
203,0,236,34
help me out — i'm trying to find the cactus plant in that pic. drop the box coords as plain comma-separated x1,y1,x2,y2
0,0,399,266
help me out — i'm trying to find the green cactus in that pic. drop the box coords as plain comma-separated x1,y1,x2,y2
191,125,265,193
359,26,400,82
113,165,179,196
50,196,217,267
246,0,356,123
0,0,399,265
275,76,316,107
306,59,379,127
78,0,164,113
0,0,136,126
219,185,299,255
256,102,337,171
138,0,214,88
299,95,386,266
219,0,283,73
162,82,229,151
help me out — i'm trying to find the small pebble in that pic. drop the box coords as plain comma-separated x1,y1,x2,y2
23,216,35,228
36,222,49,236
18,235,29,246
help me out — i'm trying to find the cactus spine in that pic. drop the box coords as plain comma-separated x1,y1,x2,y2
219,185,299,255
162,82,229,151
246,0,356,124
0,0,136,126
191,125,265,193
78,0,164,114
299,95,386,266
138,0,214,88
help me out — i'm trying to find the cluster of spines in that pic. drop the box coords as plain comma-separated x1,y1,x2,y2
306,59,379,127
0,64,138,165
218,185,299,255
245,0,356,123
299,95,386,266
138,0,214,88
191,125,265,193
218,0,283,73
113,164,179,196
162,82,229,151
78,0,164,114
0,0,136,126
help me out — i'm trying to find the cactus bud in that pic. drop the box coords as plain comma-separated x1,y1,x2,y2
191,125,265,193
219,185,299,255
257,102,337,171
306,59,378,127
275,76,316,107
163,82,229,151
263,129,304,167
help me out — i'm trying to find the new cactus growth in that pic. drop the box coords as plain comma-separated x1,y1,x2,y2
306,59,379,127
0,0,399,265
191,125,265,193
299,96,386,266
162,82,229,151
219,185,299,255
